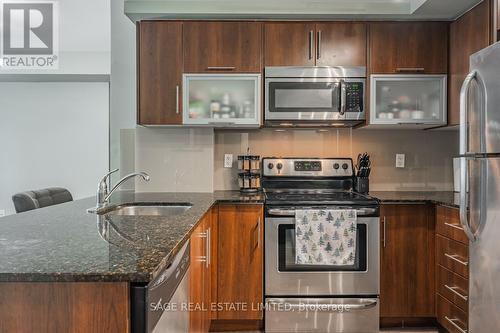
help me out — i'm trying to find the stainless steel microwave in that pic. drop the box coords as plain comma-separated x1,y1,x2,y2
265,66,366,127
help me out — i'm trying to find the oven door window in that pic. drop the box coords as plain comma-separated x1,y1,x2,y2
269,82,340,113
278,224,367,272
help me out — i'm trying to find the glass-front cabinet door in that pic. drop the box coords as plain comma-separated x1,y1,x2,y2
370,75,447,126
183,74,261,127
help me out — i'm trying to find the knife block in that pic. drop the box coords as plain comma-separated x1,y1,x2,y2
355,177,369,194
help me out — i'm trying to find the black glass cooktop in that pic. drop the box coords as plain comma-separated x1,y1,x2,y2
264,189,379,206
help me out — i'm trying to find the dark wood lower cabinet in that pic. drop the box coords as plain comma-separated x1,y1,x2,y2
0,282,129,333
380,204,435,324
215,204,263,323
435,205,469,333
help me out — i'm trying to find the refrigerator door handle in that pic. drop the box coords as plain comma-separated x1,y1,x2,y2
459,156,488,243
459,71,476,155
459,157,476,242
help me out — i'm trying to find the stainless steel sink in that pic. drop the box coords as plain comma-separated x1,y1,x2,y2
103,203,192,216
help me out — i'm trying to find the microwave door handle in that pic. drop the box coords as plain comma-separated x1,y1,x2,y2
340,80,346,115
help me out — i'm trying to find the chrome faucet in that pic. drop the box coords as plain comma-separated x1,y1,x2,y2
88,169,150,213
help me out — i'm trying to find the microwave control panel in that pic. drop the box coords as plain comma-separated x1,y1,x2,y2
345,82,364,112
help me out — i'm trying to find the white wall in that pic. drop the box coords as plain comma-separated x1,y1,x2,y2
0,83,109,215
110,0,137,186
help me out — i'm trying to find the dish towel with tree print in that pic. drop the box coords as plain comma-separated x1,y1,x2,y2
295,209,357,265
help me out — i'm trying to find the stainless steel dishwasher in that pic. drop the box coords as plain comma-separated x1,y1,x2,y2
131,241,190,333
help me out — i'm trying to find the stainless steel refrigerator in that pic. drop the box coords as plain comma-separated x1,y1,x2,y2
459,41,500,333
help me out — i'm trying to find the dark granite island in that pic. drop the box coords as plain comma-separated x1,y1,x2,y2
0,191,263,333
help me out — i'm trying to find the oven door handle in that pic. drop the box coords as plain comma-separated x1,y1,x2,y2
267,299,378,312
267,207,377,217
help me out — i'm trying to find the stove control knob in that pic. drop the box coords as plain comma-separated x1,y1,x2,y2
276,163,283,170
267,163,274,169
342,163,349,170
333,163,340,170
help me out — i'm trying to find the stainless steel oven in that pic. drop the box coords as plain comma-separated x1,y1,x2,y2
261,157,379,333
265,206,379,296
265,67,366,127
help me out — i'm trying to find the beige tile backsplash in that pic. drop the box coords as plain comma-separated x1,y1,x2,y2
214,128,458,191
135,127,214,192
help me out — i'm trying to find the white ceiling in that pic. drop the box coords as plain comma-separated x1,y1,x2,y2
125,0,483,21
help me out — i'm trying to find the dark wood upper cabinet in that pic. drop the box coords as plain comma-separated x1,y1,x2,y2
380,204,435,319
264,22,316,66
265,22,366,67
369,22,448,74
137,21,183,125
183,22,262,73
316,23,367,67
448,0,492,125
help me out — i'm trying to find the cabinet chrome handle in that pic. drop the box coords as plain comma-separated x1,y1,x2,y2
445,316,468,333
206,66,235,70
444,222,464,231
206,227,211,268
309,30,314,60
198,230,208,264
382,216,386,248
175,85,180,114
317,30,322,59
207,121,236,126
444,284,468,301
445,253,469,266
395,67,425,72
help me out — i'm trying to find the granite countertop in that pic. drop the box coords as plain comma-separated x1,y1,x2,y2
370,191,459,208
0,191,263,283
0,189,456,283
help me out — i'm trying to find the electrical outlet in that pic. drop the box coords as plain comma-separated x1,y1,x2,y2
0,209,5,217
396,154,405,168
224,154,233,168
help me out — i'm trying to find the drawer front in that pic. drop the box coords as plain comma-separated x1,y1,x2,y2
436,235,469,278
437,294,468,333
436,265,469,311
436,206,468,244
